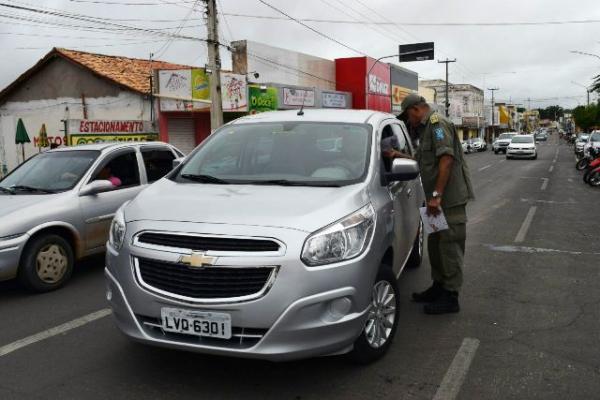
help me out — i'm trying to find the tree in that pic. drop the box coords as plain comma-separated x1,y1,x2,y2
572,104,599,132
538,105,563,120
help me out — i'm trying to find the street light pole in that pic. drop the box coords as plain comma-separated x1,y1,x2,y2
438,58,456,117
571,81,591,106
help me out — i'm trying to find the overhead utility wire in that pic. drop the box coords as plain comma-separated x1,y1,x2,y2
220,13,600,26
255,0,368,56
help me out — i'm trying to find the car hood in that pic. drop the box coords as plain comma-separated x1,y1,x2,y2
0,192,71,237
496,139,511,144
125,178,371,233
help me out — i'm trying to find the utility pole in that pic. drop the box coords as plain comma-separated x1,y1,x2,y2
488,88,499,141
438,58,456,117
205,0,223,131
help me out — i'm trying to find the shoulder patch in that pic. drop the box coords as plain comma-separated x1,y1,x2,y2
435,128,445,141
430,114,439,124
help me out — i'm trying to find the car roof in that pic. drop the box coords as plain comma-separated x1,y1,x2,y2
228,109,391,125
48,141,172,153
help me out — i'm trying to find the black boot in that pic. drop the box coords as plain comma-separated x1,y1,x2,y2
412,281,443,303
423,289,460,314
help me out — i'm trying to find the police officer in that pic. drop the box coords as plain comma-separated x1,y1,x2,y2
399,94,474,314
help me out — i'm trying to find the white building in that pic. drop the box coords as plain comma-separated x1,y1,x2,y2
0,47,188,175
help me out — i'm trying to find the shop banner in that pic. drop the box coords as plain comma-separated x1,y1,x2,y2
67,119,156,146
391,85,413,112
322,92,347,108
248,85,278,114
69,133,158,146
283,88,315,107
158,69,194,111
68,119,154,135
221,72,248,112
191,68,210,101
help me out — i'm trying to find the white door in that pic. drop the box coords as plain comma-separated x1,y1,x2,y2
167,118,196,155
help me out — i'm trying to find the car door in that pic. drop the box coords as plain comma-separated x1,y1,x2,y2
381,120,414,266
139,146,178,184
79,148,145,251
393,122,421,245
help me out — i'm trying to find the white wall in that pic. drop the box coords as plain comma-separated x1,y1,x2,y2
0,91,150,175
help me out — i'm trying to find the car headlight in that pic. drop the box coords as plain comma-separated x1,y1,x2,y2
301,204,375,266
109,201,129,250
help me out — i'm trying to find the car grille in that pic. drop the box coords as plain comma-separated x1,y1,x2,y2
137,232,280,252
137,315,268,348
136,257,275,300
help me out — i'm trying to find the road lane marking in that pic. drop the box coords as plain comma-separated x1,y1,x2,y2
548,165,554,172
515,206,537,243
478,164,492,172
568,178,573,183
0,308,112,357
484,244,600,256
499,159,506,163
432,338,480,400
520,198,576,205
540,178,549,191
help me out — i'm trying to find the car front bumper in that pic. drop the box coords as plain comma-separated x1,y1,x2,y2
0,234,29,281
507,149,536,157
105,220,378,361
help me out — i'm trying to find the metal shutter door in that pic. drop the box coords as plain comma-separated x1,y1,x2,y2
167,118,196,155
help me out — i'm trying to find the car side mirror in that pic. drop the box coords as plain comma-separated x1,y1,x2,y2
79,180,115,196
386,159,420,182
172,157,185,169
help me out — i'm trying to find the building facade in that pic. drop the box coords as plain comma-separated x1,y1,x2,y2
0,48,188,174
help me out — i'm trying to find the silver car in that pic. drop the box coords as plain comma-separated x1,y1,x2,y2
105,109,425,363
0,142,182,292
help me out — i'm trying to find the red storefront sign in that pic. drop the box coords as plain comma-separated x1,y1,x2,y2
335,57,391,112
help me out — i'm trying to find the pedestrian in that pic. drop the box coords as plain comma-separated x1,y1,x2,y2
399,94,475,314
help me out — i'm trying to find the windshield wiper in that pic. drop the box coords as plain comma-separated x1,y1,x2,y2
244,179,342,187
0,186,15,194
9,185,56,194
181,174,231,184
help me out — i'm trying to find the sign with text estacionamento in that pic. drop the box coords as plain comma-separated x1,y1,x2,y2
67,119,157,146
248,85,278,114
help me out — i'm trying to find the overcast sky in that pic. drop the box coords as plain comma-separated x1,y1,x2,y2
1,0,599,108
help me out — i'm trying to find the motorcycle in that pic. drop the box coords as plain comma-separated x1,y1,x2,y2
583,154,600,183
588,165,600,187
576,147,600,171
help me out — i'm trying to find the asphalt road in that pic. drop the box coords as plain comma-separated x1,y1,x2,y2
1,135,599,400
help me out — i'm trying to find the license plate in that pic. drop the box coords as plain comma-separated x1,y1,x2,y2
161,308,232,339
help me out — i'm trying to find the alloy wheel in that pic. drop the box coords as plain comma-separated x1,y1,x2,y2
364,281,396,349
36,244,68,284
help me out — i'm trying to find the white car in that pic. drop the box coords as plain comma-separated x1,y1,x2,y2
506,135,537,160
583,131,600,157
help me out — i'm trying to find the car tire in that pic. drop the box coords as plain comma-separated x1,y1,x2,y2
406,219,423,269
349,265,400,364
506,156,511,160
18,234,74,292
533,153,538,160
494,150,498,155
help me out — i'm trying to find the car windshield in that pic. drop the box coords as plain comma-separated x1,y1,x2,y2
498,134,514,140
0,150,100,194
590,132,600,142
511,136,534,144
578,136,589,142
176,122,371,186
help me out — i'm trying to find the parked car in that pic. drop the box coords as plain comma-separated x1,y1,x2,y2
493,132,518,154
583,131,600,157
575,134,590,157
462,140,472,154
468,137,487,152
0,142,182,292
105,109,426,363
534,132,548,142
506,135,537,160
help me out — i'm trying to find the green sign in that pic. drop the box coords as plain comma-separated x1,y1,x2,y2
191,68,210,101
248,85,278,114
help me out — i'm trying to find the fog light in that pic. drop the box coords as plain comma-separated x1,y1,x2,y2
106,289,113,301
328,297,352,320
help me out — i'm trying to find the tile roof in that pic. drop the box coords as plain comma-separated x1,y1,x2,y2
0,47,195,103
56,48,193,94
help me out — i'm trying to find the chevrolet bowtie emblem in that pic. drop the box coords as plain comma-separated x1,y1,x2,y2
179,252,217,268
